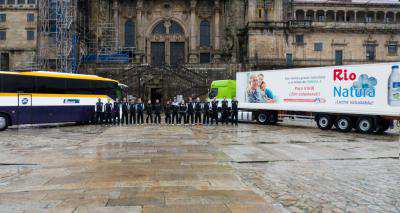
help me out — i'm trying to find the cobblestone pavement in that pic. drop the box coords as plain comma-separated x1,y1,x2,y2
0,122,399,212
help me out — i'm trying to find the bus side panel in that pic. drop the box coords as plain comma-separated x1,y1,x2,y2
30,105,95,124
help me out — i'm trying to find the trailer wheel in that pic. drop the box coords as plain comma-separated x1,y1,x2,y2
375,120,391,134
0,114,9,131
316,115,333,130
256,112,269,125
356,117,374,134
335,116,353,133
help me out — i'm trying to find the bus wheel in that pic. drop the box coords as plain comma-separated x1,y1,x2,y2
316,114,333,130
335,116,353,133
256,112,269,125
0,114,9,131
356,117,374,134
375,120,391,134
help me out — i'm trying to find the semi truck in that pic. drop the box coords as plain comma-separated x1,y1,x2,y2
209,63,400,134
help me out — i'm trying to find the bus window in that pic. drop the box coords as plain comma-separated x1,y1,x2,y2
1,74,35,93
66,78,93,94
35,77,66,94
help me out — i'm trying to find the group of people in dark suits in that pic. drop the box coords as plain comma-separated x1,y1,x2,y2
94,96,239,126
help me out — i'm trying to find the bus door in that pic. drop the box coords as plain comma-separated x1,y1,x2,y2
17,93,33,125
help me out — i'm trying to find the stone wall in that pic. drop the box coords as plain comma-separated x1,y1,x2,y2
0,8,37,70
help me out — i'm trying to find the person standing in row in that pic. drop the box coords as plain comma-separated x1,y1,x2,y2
202,99,210,125
178,100,187,125
121,98,129,125
154,99,162,124
113,98,121,125
221,97,230,125
145,100,153,124
95,98,104,124
164,100,172,124
129,99,136,124
194,97,202,125
136,98,144,125
231,97,239,126
187,97,195,125
172,98,179,125
105,99,113,124
211,98,219,125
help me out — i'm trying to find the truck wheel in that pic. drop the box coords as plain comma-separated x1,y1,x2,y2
335,116,353,133
356,117,374,134
316,115,333,130
375,120,391,134
256,112,269,125
0,114,9,131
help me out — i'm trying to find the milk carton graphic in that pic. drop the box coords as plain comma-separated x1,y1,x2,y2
388,65,400,106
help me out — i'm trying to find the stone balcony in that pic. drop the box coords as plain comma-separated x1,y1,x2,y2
248,20,400,33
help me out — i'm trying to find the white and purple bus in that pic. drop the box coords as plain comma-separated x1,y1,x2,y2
0,71,123,130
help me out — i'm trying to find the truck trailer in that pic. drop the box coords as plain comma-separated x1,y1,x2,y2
211,63,400,134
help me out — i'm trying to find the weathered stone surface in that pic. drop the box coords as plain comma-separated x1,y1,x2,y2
0,122,398,212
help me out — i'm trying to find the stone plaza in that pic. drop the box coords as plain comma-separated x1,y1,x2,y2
0,122,398,212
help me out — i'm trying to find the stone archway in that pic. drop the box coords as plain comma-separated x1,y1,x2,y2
147,19,187,66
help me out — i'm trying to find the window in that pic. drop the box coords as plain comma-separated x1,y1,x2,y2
124,20,135,47
152,21,166,34
1,74,35,93
200,20,211,47
335,50,343,65
286,53,293,66
0,14,5,22
7,0,15,4
35,77,66,94
366,43,376,61
388,42,398,55
200,53,211,64
0,53,9,71
27,0,34,4
314,42,323,51
170,21,184,34
17,0,24,5
0,0,4,5
27,13,34,22
295,34,304,45
0,31,6,40
27,30,34,40
66,79,93,95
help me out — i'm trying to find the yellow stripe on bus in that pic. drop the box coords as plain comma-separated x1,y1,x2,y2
0,93,109,99
0,71,118,83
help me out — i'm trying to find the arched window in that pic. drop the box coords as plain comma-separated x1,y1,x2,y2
152,21,166,34
170,21,184,34
200,20,210,47
124,20,135,47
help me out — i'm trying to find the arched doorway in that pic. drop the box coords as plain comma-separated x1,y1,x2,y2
148,19,186,66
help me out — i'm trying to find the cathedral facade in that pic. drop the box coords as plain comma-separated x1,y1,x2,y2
85,0,246,66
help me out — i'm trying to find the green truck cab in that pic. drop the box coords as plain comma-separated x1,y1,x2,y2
208,80,236,100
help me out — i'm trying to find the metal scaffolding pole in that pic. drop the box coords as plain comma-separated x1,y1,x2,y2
37,0,78,73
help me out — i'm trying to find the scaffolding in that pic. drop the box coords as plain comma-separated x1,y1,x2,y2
37,0,78,73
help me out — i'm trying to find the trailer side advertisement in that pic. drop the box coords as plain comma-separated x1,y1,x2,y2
237,63,400,117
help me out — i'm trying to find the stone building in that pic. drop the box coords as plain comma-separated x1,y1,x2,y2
0,0,37,71
82,0,246,66
1,0,399,99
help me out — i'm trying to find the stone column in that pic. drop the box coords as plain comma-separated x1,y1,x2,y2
246,0,257,23
113,0,120,51
213,0,221,62
188,0,198,64
136,0,145,63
